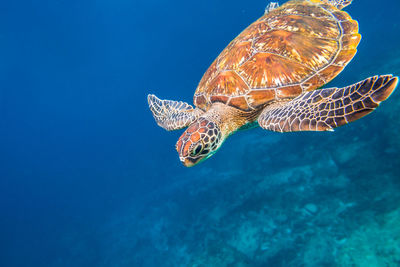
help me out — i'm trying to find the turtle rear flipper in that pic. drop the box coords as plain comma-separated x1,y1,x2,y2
148,94,204,131
323,0,353,9
265,2,279,14
258,75,398,132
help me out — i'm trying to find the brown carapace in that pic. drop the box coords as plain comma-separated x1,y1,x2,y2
148,0,398,167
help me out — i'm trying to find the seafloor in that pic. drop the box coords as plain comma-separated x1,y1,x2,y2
56,51,400,267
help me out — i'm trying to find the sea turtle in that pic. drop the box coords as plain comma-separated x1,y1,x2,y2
148,0,398,167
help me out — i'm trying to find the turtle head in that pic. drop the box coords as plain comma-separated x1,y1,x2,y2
176,118,223,167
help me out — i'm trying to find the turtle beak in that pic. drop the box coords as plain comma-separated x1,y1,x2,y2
180,157,196,167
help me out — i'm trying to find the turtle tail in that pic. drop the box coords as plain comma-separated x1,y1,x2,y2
321,0,352,9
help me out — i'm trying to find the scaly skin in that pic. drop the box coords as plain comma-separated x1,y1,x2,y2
176,103,259,167
147,0,398,167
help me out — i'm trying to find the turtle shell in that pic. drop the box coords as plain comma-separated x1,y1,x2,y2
194,0,360,111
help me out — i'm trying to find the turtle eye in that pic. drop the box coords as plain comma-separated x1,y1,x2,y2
191,143,203,156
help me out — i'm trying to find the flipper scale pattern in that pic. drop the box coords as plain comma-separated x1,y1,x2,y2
148,94,203,131
258,75,398,132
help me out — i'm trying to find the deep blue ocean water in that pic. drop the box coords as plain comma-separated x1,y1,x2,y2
1,0,400,266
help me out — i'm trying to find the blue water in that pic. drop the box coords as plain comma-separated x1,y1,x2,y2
1,0,400,266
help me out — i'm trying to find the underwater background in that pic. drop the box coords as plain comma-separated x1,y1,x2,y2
1,0,400,266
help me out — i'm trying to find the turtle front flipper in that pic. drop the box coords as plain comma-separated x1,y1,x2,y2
148,94,204,131
258,75,398,132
